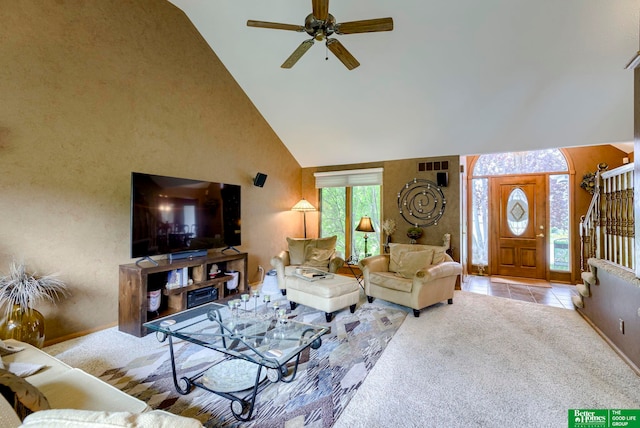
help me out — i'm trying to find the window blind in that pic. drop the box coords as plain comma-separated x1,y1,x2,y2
314,168,383,188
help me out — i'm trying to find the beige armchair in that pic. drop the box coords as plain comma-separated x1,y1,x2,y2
270,236,344,294
359,237,461,317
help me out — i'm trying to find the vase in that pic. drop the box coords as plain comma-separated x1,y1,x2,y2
0,305,46,348
407,230,423,244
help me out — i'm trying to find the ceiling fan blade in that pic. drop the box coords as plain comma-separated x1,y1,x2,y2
335,17,394,34
281,40,315,69
247,20,304,32
326,38,360,70
312,0,329,21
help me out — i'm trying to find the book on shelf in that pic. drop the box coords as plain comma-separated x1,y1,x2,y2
166,268,189,289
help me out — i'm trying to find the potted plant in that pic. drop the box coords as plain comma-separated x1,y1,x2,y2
0,261,68,348
407,226,423,243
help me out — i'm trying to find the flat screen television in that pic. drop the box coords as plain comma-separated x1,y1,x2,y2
130,172,241,259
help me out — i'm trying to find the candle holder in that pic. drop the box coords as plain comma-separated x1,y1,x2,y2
271,300,281,320
277,308,288,327
228,299,241,329
241,294,250,312
262,294,271,316
252,289,260,315
226,300,235,331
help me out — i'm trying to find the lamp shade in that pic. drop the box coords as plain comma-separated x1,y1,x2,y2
355,216,375,233
291,198,316,212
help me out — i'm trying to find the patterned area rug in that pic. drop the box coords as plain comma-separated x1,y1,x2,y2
97,301,407,427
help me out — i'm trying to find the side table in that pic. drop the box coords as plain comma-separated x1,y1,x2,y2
345,261,364,289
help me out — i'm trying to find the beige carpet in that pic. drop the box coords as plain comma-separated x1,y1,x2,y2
334,291,640,427
490,275,551,288
45,291,640,427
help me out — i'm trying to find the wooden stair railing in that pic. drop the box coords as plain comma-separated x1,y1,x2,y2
580,163,634,272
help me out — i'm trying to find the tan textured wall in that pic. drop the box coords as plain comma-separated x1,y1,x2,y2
0,0,303,341
303,156,462,261
382,156,461,259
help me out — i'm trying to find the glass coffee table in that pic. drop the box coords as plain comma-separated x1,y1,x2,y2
143,301,328,421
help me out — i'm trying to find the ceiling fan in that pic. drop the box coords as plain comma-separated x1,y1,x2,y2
247,0,393,70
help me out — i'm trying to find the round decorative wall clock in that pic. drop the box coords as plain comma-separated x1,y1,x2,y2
397,178,446,227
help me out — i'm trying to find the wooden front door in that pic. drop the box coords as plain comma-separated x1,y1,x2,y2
491,175,546,279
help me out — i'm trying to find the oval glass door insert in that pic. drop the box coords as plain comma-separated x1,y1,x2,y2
506,188,528,235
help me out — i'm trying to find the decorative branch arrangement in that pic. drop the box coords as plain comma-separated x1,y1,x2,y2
0,261,68,316
382,219,397,236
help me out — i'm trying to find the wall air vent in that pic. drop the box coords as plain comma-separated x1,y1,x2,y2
417,160,449,172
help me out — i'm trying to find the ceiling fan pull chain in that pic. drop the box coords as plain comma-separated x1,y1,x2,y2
325,42,329,61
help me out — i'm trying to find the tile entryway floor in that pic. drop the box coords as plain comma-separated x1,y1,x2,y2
461,275,579,310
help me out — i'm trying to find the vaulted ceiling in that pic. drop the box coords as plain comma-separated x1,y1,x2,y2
168,0,640,167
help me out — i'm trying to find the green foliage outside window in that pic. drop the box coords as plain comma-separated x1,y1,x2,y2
320,185,381,260
320,187,347,257
352,186,381,259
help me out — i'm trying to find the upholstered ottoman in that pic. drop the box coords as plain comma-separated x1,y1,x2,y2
287,274,360,322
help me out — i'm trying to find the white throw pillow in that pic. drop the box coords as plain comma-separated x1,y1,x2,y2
21,409,203,428
396,250,434,279
286,238,311,265
0,393,21,428
302,247,335,270
0,368,49,419
389,244,427,272
287,236,337,266
432,248,447,265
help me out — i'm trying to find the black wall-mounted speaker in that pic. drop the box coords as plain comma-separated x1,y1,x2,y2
437,172,448,187
253,172,267,187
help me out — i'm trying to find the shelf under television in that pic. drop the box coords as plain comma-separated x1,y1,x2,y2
162,275,232,296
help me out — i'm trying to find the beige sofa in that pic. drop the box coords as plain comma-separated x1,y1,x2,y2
0,339,202,427
271,236,344,293
360,240,462,317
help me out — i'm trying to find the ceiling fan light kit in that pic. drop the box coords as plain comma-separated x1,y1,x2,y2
247,0,393,70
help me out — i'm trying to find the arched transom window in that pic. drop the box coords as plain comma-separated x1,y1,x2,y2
473,149,568,176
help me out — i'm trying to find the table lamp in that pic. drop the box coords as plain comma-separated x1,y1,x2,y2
356,216,375,257
291,198,316,238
